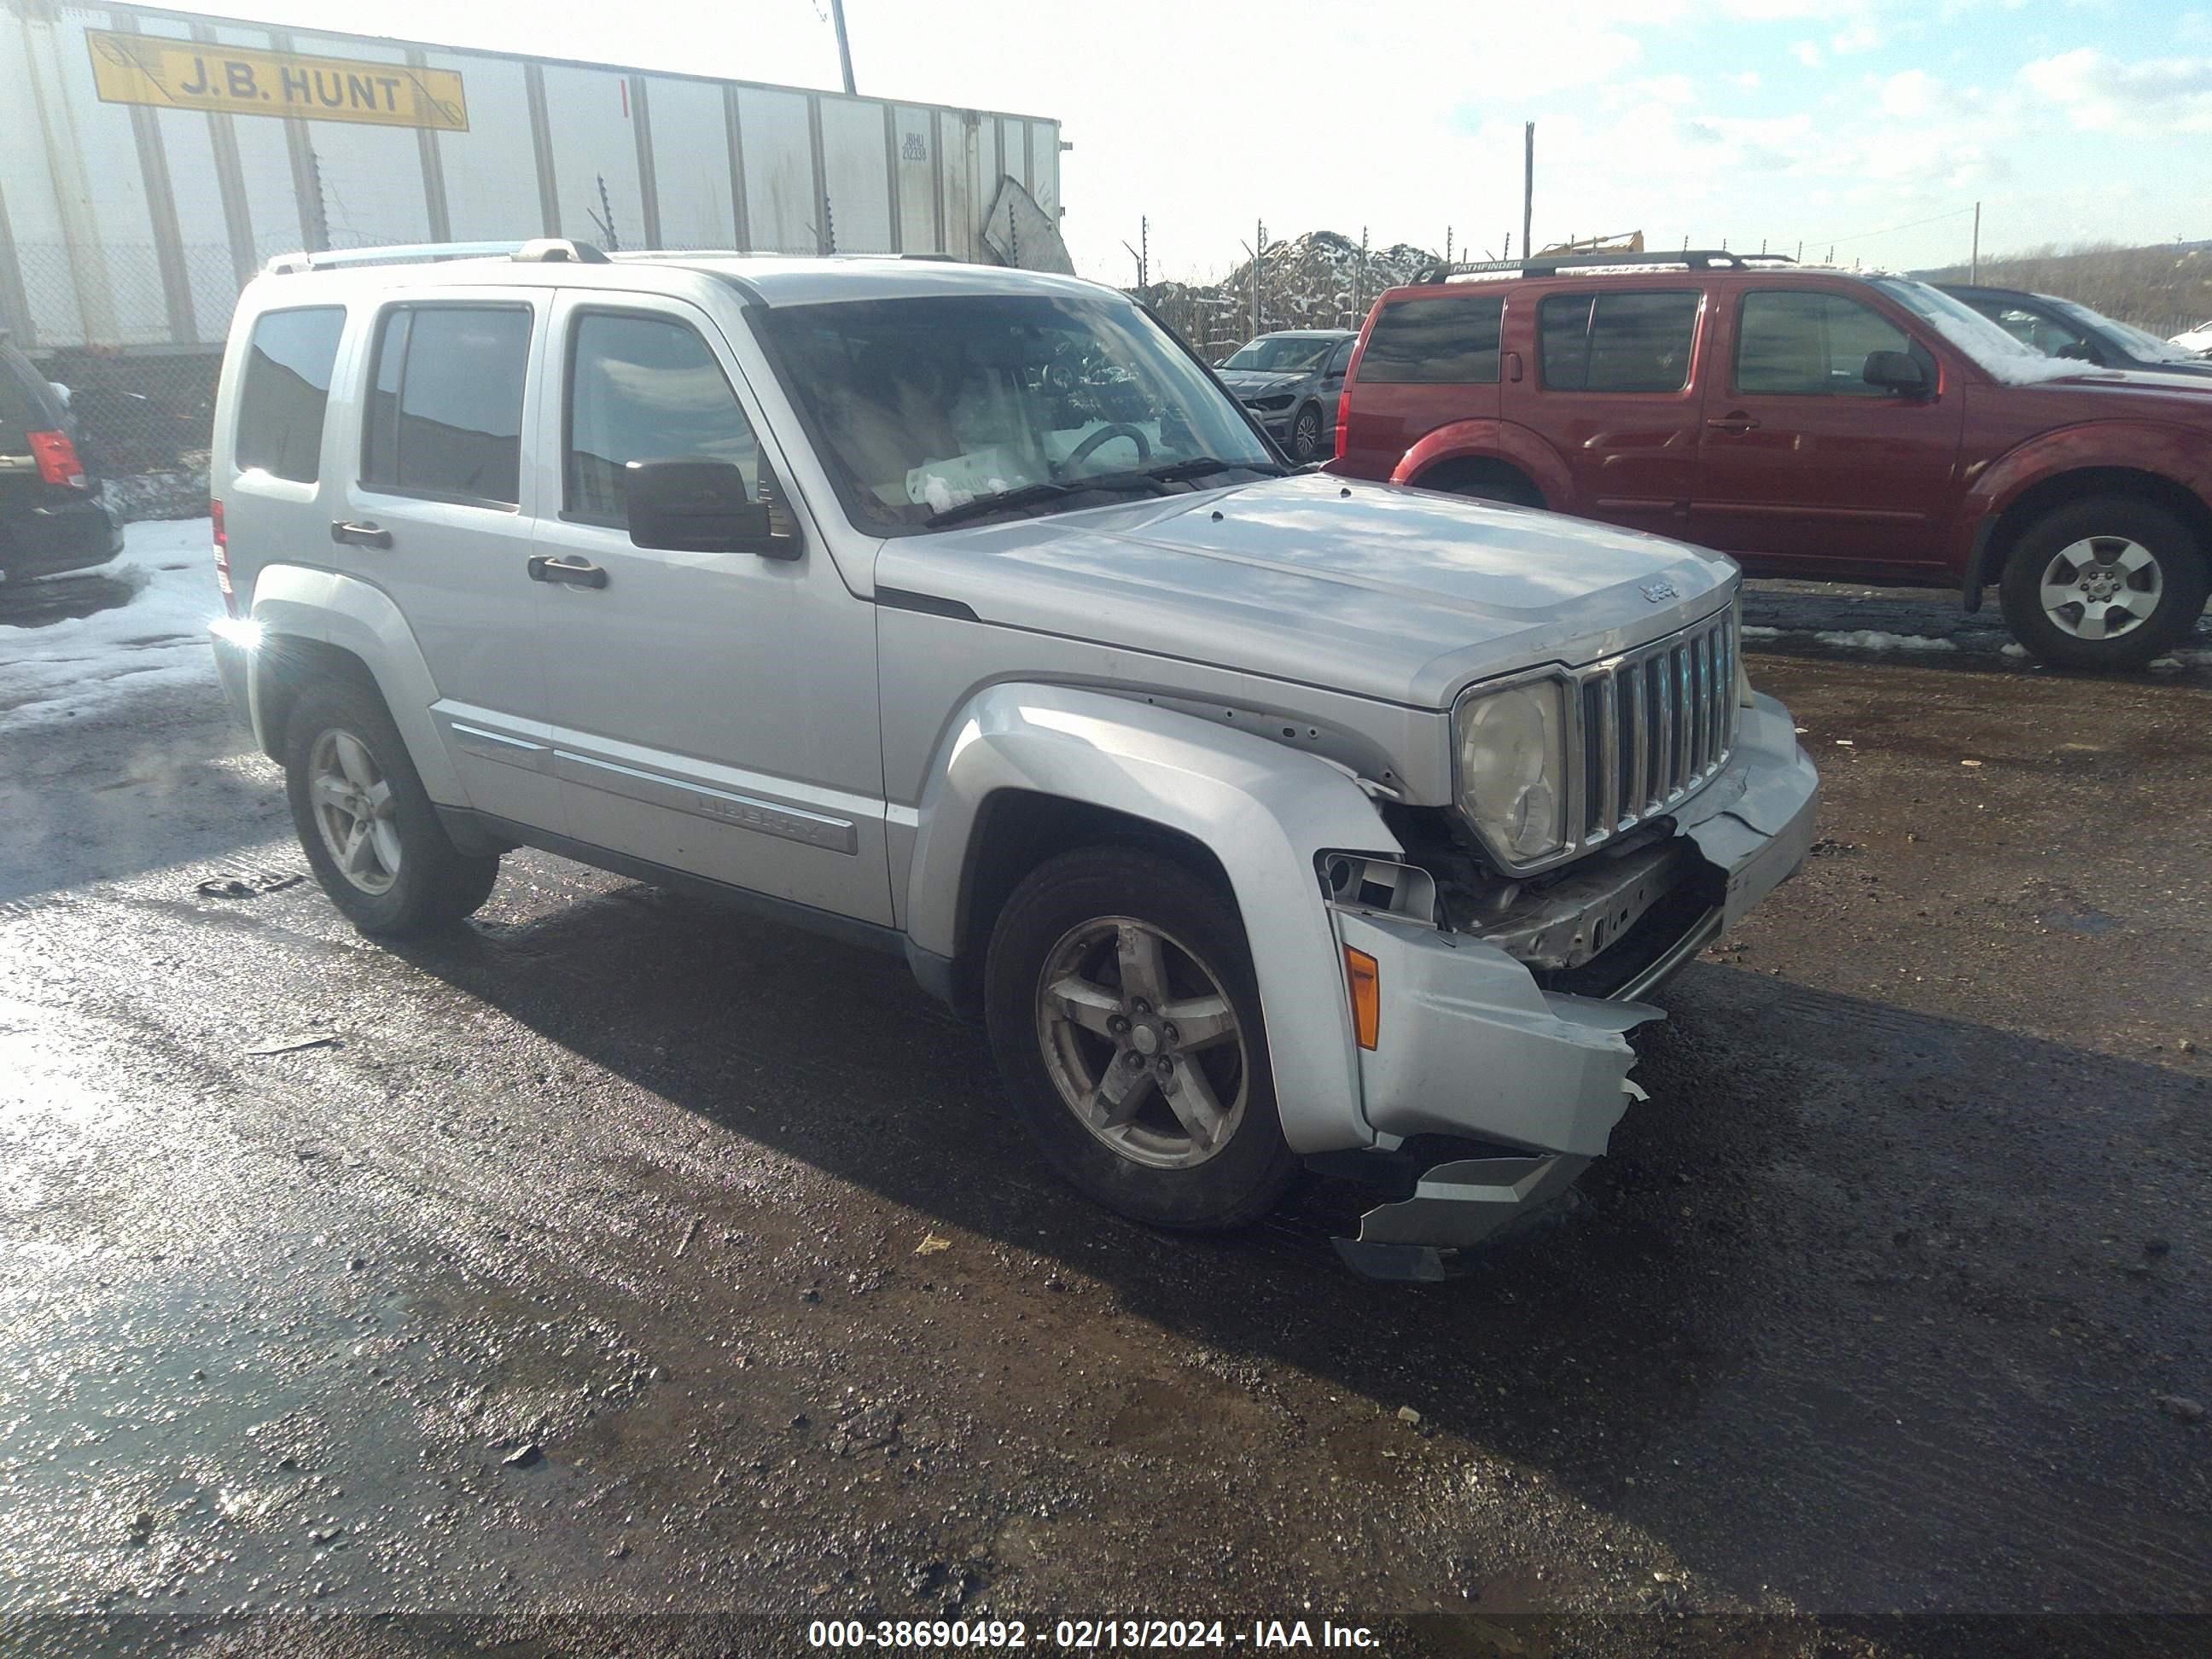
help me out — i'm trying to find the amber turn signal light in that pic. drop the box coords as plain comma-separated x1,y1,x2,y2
1343,946,1380,1051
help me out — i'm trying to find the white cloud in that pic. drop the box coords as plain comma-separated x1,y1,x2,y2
1878,68,1942,118
2017,48,2212,130
1791,40,1824,67
1831,18,1883,52
1725,69,1764,89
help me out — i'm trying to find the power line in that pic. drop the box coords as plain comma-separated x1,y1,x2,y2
1793,206,1976,250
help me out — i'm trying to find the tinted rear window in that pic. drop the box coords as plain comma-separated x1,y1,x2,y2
235,307,345,483
1539,290,1700,393
1357,294,1503,383
362,304,532,505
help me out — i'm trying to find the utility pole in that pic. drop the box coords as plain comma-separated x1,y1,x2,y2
1355,225,1367,323
829,0,857,94
1970,201,1981,282
1522,122,1534,265
1253,218,1265,336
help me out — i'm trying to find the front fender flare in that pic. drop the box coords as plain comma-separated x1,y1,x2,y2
1949,420,2212,576
246,563,464,805
903,682,1403,1154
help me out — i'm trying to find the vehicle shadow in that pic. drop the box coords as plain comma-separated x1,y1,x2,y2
390,880,2212,1617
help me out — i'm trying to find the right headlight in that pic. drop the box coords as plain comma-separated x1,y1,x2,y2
1454,677,1569,868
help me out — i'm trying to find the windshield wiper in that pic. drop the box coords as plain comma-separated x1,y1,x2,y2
923,470,1167,530
1144,456,1287,485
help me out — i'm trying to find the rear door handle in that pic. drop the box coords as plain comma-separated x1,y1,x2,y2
528,555,608,590
1704,414,1761,434
330,520,393,549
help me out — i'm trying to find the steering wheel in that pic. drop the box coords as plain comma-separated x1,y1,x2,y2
1061,422,1151,474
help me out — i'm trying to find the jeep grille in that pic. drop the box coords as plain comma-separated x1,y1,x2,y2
1573,601,1740,848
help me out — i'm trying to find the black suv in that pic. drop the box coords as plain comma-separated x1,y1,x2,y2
1216,329,1356,461
1939,284,2212,380
2,333,120,585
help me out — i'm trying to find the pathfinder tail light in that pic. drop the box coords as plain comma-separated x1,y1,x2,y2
28,428,86,488
212,498,236,618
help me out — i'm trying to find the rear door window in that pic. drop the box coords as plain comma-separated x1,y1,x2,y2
235,306,346,483
566,311,760,527
1735,291,1926,396
1357,294,1503,382
362,304,533,505
1540,291,1700,393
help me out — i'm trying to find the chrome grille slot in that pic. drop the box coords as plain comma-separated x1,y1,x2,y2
1572,600,1739,851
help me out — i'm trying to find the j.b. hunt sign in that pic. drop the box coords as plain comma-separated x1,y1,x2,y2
84,28,469,131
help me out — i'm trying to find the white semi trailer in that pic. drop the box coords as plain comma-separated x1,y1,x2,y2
0,0,1068,353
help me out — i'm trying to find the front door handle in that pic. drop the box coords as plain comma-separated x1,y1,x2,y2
1704,413,1761,434
330,520,393,549
527,555,608,590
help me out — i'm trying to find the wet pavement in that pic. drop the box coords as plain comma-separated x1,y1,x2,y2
2,602,2209,1655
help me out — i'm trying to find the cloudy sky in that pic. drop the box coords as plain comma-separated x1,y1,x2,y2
264,0,2211,282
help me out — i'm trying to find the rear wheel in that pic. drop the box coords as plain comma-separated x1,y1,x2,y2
984,846,1296,1231
283,677,499,936
1998,496,2208,670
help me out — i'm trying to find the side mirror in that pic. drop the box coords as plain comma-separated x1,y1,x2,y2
1862,350,1930,396
625,459,801,560
1858,352,1929,398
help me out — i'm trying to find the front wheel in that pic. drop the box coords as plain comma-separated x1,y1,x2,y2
283,676,500,937
984,846,1297,1231
1997,497,2209,670
1291,404,1326,463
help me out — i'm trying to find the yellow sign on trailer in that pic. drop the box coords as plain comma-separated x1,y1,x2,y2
84,28,469,131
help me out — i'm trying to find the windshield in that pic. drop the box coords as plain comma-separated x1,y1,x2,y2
1868,277,2087,385
1222,335,1341,372
2046,297,2196,364
759,294,1277,534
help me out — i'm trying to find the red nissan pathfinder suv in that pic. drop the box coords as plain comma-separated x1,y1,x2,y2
1330,250,2212,670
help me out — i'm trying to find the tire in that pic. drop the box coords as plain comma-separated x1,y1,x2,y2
984,845,1297,1231
1997,496,2209,670
1291,404,1326,463
282,674,499,937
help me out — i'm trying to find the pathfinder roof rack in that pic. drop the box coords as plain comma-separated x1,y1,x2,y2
1408,248,1797,284
265,238,611,275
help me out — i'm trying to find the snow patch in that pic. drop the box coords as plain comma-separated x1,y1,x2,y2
1738,625,1783,639
1811,629,1959,653
1,519,221,730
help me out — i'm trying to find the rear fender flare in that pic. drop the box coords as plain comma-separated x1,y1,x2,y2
1393,419,1569,505
246,563,463,804
903,682,1403,1153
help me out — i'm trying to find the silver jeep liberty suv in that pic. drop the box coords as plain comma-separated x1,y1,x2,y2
208,240,1819,1279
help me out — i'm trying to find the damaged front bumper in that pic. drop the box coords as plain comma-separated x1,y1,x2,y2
1324,691,1819,1281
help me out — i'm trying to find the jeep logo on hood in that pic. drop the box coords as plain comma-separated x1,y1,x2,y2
1640,579,1679,602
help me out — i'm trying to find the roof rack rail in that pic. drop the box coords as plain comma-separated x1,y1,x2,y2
513,237,610,264
264,238,613,275
1408,248,1797,284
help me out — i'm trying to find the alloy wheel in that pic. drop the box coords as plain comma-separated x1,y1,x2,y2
308,727,402,895
2037,535,2163,641
1033,916,1249,1170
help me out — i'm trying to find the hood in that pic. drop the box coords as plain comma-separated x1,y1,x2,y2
2000,364,2212,403
1217,368,1307,393
872,473,1736,709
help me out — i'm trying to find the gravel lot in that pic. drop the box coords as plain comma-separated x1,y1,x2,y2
1,588,2207,1656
